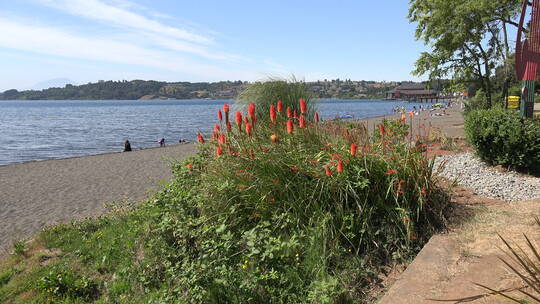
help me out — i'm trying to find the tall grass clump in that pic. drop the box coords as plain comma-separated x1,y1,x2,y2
237,77,315,123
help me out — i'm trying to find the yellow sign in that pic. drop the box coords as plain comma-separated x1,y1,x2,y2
507,96,520,109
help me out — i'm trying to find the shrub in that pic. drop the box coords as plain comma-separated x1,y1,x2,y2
465,108,540,173
142,99,450,303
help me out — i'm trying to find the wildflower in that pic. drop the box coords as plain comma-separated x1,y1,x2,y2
287,120,294,134
226,121,232,132
378,124,385,136
214,124,220,133
287,107,292,118
293,110,298,119
299,115,306,128
223,104,230,114
299,98,307,114
324,165,332,177
218,133,227,145
216,146,223,157
186,163,193,170
246,122,253,136
197,133,205,144
384,169,397,175
248,103,256,117
244,116,249,124
235,112,242,128
337,160,344,173
270,104,277,123
217,109,223,121
270,134,279,143
350,143,357,156
314,112,320,124
277,100,283,113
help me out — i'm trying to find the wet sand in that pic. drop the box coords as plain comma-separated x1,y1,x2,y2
0,144,197,255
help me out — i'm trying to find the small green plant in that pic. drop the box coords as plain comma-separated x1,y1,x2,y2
476,217,540,303
39,267,98,300
12,240,26,256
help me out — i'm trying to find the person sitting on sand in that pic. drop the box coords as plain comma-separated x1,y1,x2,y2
159,138,165,147
124,140,132,152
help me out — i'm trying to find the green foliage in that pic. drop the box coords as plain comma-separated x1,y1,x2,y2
12,241,26,256
39,267,98,300
465,108,540,173
237,77,315,122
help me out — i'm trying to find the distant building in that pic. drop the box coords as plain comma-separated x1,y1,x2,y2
386,83,438,100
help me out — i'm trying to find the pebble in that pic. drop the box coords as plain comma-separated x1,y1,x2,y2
434,153,540,202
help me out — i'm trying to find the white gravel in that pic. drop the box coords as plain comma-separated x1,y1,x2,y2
434,153,540,202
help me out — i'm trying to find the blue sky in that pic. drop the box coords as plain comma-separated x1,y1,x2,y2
0,0,427,91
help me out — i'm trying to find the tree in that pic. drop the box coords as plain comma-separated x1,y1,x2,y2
408,0,522,108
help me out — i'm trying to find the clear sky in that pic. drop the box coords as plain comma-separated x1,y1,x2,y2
0,0,427,91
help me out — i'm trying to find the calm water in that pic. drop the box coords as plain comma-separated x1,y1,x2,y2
0,99,426,166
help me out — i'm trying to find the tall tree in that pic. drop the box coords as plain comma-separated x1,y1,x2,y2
408,0,522,107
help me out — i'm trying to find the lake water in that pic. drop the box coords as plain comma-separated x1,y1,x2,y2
0,99,427,166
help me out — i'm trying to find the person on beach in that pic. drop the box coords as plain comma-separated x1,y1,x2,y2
124,140,132,152
159,138,165,147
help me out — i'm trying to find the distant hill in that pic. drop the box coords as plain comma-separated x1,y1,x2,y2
0,79,406,100
31,78,77,90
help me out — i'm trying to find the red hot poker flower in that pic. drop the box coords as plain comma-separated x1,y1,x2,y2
217,109,223,121
186,163,193,170
235,112,243,127
287,120,294,134
197,133,205,144
293,110,298,119
324,165,332,177
244,116,249,125
270,104,277,123
214,124,220,132
337,160,344,173
286,107,292,118
223,104,230,114
314,112,319,124
226,121,232,132
384,169,397,175
299,115,306,128
216,146,223,157
350,143,357,156
277,100,283,113
218,133,227,145
299,98,307,114
378,124,386,136
248,103,256,118
245,122,253,136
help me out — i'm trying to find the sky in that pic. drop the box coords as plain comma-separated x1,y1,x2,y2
0,0,428,91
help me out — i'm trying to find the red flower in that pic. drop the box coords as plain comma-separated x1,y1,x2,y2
197,133,205,144
287,120,294,134
299,98,307,114
217,109,223,121
277,100,283,113
235,112,243,127
186,163,193,170
223,104,230,114
337,160,344,173
378,124,385,136
244,116,249,125
384,169,397,175
248,103,256,118
324,165,332,177
286,107,292,118
293,110,298,119
314,112,319,124
299,115,306,128
270,104,277,123
214,124,220,133
218,133,227,145
216,146,223,157
245,122,252,136
350,143,357,156
226,121,232,132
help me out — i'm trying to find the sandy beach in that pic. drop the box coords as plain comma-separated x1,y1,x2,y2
0,104,464,256
0,144,197,255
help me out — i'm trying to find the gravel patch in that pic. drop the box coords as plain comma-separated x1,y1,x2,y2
434,153,540,202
